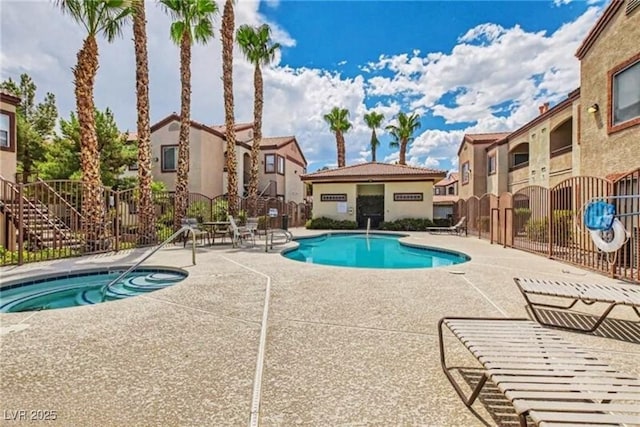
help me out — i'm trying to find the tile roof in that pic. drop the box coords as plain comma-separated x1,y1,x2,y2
457,132,511,155
433,195,459,204
211,122,253,133
259,136,296,148
0,90,20,105
301,162,445,181
435,173,459,186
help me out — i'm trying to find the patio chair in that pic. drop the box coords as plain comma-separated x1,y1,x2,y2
439,317,640,427
228,216,255,248
426,216,467,235
181,218,211,247
514,277,640,332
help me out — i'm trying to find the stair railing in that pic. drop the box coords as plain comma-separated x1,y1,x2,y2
101,224,198,301
1,177,70,247
36,178,84,232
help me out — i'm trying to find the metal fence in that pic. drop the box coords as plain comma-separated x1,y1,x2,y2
455,170,640,283
0,178,310,266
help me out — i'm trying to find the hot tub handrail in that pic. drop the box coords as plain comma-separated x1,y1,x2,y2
101,225,197,301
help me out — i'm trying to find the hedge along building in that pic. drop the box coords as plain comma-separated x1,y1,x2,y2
301,162,446,228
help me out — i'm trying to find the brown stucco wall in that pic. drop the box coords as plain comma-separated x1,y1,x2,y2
579,5,640,177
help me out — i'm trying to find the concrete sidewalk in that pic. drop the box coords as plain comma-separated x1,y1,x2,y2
1,229,638,426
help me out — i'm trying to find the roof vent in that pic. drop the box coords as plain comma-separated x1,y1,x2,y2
627,0,639,14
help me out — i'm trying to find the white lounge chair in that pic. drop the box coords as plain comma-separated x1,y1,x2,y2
514,277,640,332
439,317,640,426
426,216,467,235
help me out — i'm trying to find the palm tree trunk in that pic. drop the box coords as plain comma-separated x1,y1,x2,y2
371,129,377,162
174,31,191,231
248,63,262,216
337,131,345,167
399,139,407,165
222,0,238,217
74,35,105,250
133,0,155,244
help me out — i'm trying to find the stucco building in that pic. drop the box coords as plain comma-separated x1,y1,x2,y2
576,0,640,179
0,90,19,183
148,114,307,203
301,162,445,228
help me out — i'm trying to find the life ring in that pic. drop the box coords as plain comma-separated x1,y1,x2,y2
589,218,628,252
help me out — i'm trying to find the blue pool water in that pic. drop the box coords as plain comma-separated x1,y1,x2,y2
283,233,469,269
0,267,187,313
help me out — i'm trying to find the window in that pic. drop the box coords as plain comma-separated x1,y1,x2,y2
265,154,275,173
393,193,423,201
320,193,347,202
448,186,455,195
461,162,470,185
277,155,285,175
612,60,640,126
513,153,529,167
161,145,178,172
435,187,441,195
488,155,496,175
0,110,15,152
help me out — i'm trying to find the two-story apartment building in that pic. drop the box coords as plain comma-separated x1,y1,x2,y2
433,172,459,220
459,0,639,198
457,133,510,199
148,113,307,203
485,90,580,194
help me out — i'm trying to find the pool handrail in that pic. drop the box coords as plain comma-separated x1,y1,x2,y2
100,225,197,301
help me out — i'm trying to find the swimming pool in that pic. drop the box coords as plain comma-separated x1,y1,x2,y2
283,233,470,269
0,266,187,313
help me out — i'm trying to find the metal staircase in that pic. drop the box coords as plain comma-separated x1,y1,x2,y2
0,177,82,250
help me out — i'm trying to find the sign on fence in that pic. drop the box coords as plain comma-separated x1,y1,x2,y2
268,208,278,217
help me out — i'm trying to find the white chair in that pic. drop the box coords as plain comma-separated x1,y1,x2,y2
228,216,255,248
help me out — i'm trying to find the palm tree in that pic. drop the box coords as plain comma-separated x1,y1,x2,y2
221,0,238,216
385,112,421,165
236,24,280,216
160,0,217,231
55,0,130,250
363,111,384,162
323,107,351,168
132,0,155,245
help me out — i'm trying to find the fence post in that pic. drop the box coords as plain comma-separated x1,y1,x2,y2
490,208,499,245
17,184,24,265
114,190,120,252
547,192,553,258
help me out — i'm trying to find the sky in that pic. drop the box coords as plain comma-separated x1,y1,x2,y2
0,0,605,173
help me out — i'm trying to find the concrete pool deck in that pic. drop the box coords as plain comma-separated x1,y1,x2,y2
1,229,639,426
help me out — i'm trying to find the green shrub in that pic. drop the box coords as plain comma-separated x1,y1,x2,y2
524,210,574,245
186,200,212,222
525,217,549,243
378,218,435,231
514,208,532,233
305,217,357,230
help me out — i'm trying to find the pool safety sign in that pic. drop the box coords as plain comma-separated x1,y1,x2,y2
268,208,278,217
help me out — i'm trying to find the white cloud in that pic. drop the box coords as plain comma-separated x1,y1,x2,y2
553,0,572,6
0,2,604,174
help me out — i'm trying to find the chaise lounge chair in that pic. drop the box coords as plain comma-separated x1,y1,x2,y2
439,317,640,427
426,216,467,235
514,277,640,332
